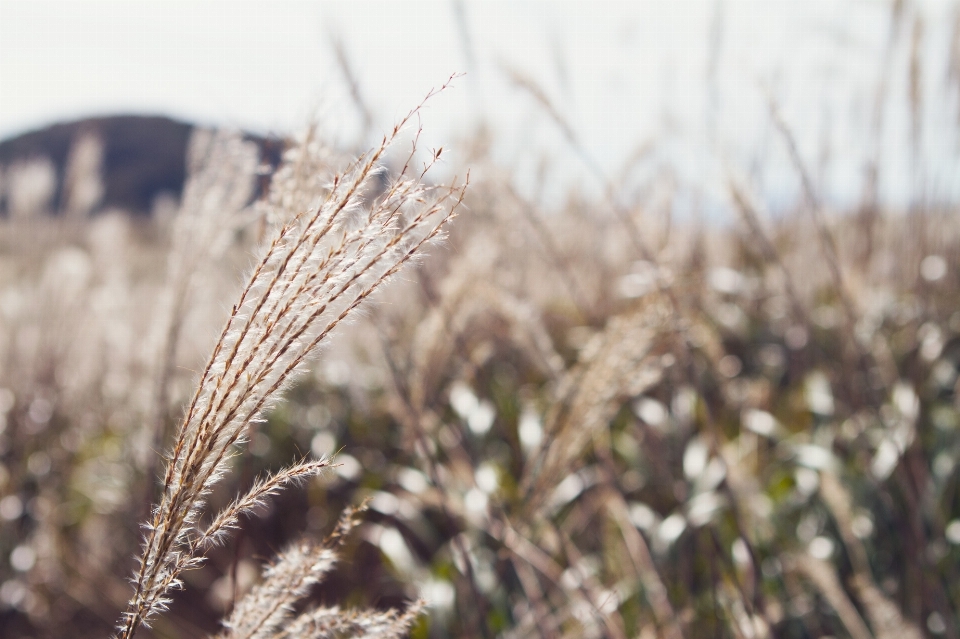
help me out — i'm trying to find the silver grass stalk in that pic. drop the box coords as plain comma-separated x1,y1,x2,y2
272,603,425,639
219,505,364,639
116,78,466,639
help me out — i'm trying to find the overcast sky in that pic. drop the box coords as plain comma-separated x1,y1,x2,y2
1,1,958,210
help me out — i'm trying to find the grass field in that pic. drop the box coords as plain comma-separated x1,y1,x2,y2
1,6,960,639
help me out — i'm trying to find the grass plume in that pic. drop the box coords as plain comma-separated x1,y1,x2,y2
115,80,466,638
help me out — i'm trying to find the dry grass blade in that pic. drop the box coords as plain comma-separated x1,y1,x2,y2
787,555,873,639
606,492,684,639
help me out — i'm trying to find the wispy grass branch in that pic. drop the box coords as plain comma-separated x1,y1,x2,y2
115,78,466,639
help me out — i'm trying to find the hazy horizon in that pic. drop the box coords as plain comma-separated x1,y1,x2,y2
2,0,959,210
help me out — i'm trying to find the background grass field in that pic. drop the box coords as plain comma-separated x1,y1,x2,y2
1,2,960,638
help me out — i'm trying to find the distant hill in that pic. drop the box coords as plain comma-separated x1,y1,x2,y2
0,115,283,216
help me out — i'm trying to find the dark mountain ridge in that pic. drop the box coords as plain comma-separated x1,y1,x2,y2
0,115,283,215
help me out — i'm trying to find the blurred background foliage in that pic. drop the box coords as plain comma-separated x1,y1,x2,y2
1,1,960,638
